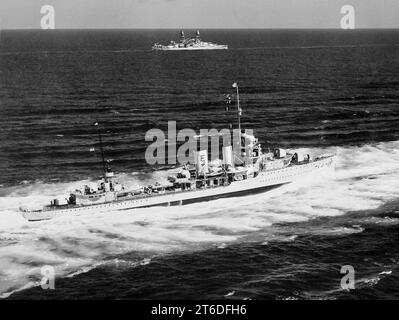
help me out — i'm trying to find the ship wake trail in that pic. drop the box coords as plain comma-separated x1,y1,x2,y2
1,141,399,297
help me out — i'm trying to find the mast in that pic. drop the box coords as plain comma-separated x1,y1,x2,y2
94,122,106,176
232,82,241,132
232,82,244,162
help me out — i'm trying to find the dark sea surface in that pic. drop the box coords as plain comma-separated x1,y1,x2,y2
1,29,399,299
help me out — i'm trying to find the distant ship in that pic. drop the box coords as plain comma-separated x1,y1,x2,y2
152,30,228,51
20,84,335,221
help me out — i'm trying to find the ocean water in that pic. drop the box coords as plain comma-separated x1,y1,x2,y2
0,29,399,299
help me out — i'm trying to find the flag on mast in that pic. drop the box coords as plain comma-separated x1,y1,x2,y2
224,94,231,111
232,82,237,88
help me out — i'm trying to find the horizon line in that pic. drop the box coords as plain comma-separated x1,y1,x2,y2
1,27,399,31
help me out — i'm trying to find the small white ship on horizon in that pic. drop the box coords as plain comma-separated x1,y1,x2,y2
152,30,228,51
20,84,336,221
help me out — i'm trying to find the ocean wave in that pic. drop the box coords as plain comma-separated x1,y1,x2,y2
1,140,399,296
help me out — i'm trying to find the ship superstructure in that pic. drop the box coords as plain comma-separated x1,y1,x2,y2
20,84,336,221
152,30,228,51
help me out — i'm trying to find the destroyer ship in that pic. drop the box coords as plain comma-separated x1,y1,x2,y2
152,30,228,51
20,84,336,221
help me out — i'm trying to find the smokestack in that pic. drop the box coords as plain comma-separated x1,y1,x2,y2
222,146,234,167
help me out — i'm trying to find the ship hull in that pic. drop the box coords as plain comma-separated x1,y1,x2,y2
152,46,228,51
21,156,335,221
